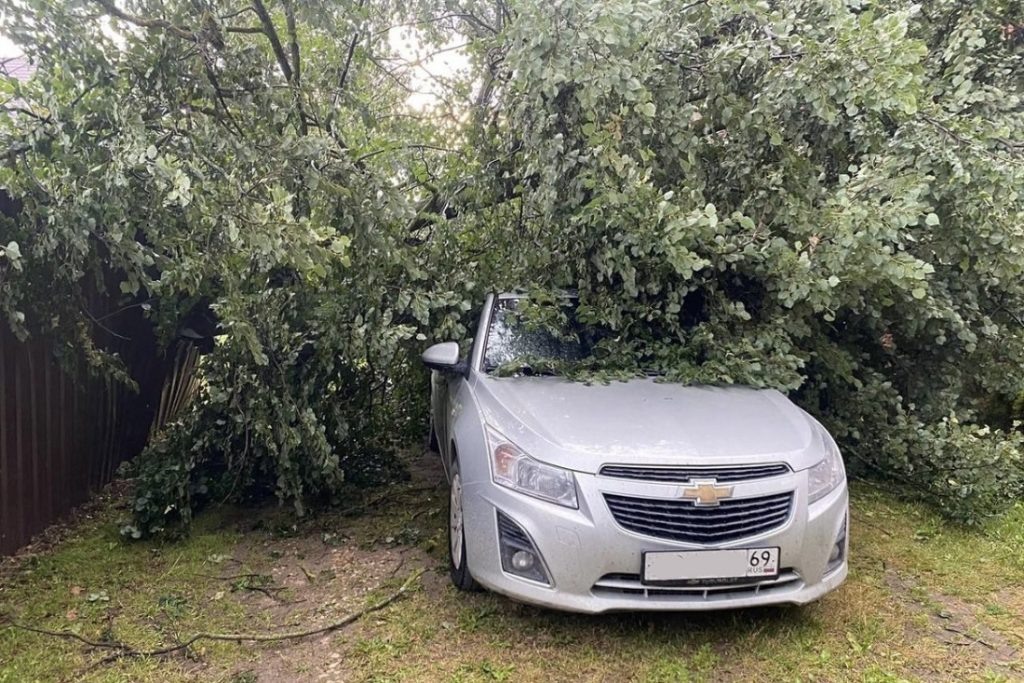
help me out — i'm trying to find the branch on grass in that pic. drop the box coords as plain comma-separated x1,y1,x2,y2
4,569,424,667
188,571,266,581
942,624,996,650
0,617,131,652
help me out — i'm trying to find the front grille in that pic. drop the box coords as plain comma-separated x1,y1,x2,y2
604,491,793,543
592,570,802,602
599,463,790,483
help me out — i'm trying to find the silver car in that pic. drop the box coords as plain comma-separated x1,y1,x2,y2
423,293,848,613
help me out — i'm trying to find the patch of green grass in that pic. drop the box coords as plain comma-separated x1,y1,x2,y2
0,503,259,682
2,469,1023,683
336,483,1024,683
854,487,1024,599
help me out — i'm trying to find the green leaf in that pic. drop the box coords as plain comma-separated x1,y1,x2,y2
3,240,21,261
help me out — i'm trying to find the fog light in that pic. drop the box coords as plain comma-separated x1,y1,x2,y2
496,511,551,585
826,514,847,572
828,541,842,563
511,550,536,571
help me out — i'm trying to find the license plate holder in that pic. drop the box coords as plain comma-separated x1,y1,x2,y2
642,547,780,585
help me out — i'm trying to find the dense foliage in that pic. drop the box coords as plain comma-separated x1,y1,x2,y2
0,0,483,534
465,0,1024,521
1,0,1022,530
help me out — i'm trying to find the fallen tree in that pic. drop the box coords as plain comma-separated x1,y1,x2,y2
1,0,1021,528
452,0,1024,522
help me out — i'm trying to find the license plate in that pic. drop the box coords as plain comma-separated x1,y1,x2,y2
642,547,780,584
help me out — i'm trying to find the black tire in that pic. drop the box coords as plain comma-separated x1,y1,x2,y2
448,456,480,591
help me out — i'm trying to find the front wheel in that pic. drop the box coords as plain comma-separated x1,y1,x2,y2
448,458,480,591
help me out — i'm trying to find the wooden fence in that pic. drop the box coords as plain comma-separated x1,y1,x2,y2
0,309,199,555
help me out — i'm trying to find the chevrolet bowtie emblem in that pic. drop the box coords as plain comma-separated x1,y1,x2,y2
680,479,734,506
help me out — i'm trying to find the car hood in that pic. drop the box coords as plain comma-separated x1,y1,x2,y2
474,376,825,473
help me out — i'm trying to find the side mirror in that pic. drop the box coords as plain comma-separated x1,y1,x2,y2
422,341,467,374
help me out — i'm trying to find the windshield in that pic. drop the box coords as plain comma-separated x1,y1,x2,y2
483,297,590,374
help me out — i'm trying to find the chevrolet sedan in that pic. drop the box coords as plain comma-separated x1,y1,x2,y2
423,293,848,612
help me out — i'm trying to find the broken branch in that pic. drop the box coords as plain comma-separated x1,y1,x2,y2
4,569,424,667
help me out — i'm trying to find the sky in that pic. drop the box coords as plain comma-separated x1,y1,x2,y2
0,23,467,111
0,34,20,58
389,28,471,111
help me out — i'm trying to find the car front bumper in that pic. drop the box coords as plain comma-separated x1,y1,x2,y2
461,468,848,613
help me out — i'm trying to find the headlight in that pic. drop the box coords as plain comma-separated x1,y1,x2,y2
807,425,846,504
485,425,578,508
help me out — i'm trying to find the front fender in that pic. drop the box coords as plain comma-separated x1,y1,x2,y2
447,378,490,487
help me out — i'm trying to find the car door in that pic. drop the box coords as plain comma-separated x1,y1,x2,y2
430,367,451,462
432,298,491,479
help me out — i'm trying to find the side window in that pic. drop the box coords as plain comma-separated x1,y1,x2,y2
483,299,519,370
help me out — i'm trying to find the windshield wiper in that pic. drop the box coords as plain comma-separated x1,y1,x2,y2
487,361,559,377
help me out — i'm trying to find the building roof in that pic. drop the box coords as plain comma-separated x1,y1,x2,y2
1,56,35,83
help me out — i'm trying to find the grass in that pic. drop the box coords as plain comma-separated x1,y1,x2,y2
0,455,1022,683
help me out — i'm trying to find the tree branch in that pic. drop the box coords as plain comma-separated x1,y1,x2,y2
336,0,366,100
282,0,301,86
3,569,424,667
220,6,259,21
354,143,459,165
89,0,197,42
0,619,132,651
251,0,293,82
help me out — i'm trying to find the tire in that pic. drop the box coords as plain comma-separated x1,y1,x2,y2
448,457,480,592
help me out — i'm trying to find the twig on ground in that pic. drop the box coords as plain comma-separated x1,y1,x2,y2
299,564,317,583
941,624,996,650
0,616,130,651
334,478,440,517
189,572,264,581
389,553,407,578
337,490,392,517
850,512,894,538
242,585,286,602
5,569,425,670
